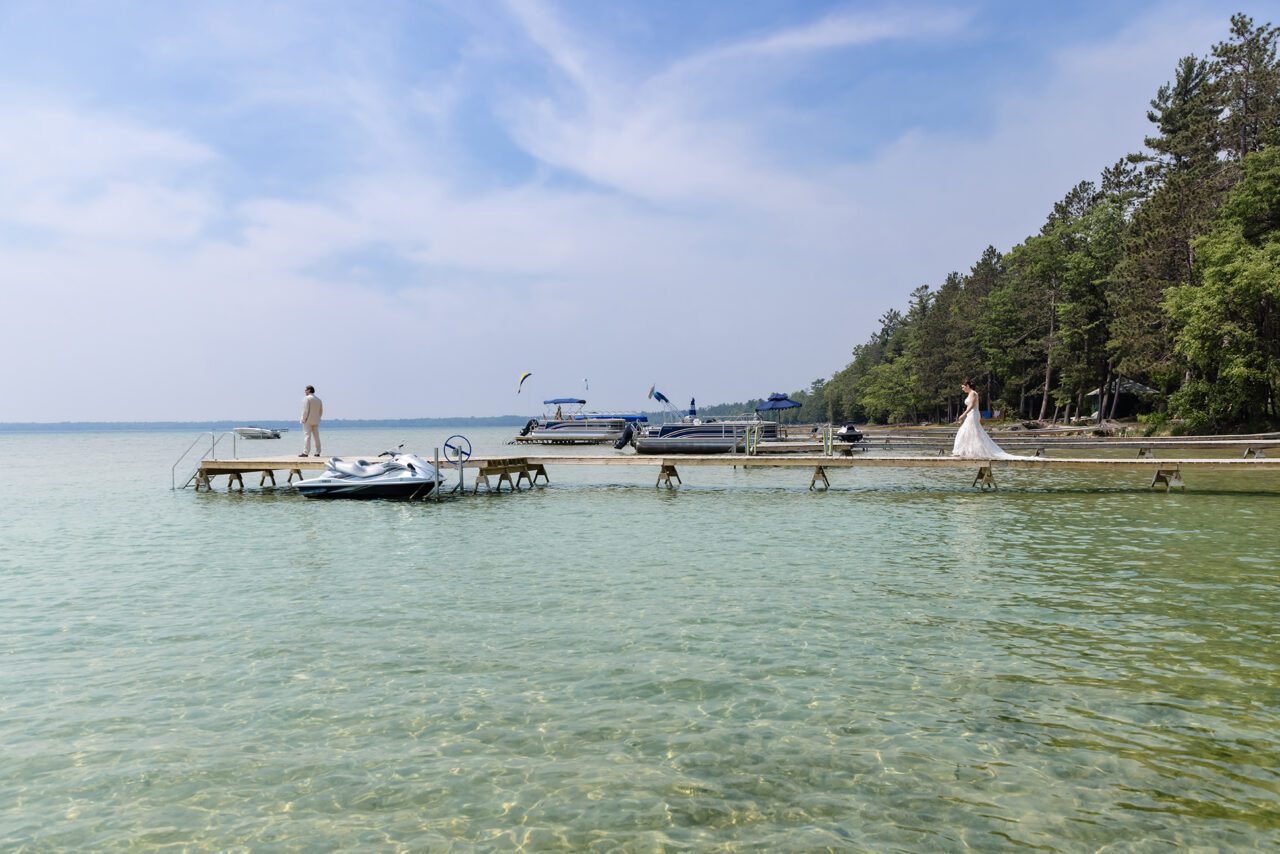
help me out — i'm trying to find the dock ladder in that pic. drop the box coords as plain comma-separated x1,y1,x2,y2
171,432,237,490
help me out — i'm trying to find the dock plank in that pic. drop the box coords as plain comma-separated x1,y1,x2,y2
517,454,1280,471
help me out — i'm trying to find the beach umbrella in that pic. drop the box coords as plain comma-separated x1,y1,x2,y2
755,393,802,422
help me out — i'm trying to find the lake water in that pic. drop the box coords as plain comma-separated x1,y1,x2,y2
2,427,1278,850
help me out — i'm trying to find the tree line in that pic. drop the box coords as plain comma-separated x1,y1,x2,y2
793,14,1280,434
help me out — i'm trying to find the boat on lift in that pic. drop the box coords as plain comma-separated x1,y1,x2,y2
631,396,777,454
632,418,778,454
513,398,648,445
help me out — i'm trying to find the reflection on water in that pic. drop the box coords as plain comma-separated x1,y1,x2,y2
0,428,1277,849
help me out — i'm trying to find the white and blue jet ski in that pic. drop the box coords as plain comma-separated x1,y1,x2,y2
294,449,449,500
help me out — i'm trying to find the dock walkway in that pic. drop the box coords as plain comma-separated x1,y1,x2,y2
854,437,1280,455
194,452,1280,493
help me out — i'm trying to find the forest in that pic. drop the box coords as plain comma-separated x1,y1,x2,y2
749,14,1280,434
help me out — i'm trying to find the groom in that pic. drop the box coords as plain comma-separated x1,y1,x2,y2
300,385,323,457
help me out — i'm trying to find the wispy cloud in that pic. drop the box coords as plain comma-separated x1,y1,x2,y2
500,3,972,207
677,7,970,64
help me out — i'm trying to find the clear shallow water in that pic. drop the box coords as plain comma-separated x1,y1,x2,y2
2,428,1278,850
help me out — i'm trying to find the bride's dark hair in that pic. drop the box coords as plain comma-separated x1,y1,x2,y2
962,378,974,388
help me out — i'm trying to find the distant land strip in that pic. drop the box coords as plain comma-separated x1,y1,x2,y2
0,417,537,433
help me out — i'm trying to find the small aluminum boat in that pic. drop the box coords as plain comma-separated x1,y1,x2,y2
233,426,284,440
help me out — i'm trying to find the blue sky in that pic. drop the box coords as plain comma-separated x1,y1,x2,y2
1,0,1274,420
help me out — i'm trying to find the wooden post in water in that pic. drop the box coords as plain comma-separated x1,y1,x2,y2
972,466,996,490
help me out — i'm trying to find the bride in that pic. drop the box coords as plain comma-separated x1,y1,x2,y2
952,380,1018,459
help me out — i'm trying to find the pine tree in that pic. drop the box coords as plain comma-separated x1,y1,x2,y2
1212,14,1280,160
1109,54,1226,391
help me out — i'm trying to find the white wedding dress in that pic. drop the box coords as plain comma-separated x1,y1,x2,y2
952,392,1019,460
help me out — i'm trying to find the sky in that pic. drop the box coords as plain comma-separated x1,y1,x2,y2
1,0,1276,422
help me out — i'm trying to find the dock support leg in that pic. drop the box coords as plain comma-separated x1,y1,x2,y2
1034,447,1047,458
259,470,277,487
531,464,550,484
473,473,491,494
515,467,533,489
195,470,211,491
973,465,996,490
1244,447,1265,459
810,466,830,491
656,464,681,489
287,469,303,484
497,471,515,493
225,472,244,491
1137,447,1154,459
1150,468,1185,491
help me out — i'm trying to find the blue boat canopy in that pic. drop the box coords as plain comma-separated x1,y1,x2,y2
544,398,587,405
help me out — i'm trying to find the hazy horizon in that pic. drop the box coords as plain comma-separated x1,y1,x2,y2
0,415,532,432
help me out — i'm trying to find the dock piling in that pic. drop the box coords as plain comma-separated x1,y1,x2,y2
1150,467,1185,491
973,465,997,490
810,466,830,491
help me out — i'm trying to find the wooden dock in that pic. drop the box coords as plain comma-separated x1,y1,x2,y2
849,437,1280,458
194,452,1280,493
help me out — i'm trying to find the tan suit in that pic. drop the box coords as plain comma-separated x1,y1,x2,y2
301,394,323,455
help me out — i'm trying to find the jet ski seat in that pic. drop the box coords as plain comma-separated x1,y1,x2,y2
328,457,394,478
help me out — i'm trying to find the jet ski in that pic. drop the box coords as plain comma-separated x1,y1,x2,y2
834,425,864,444
293,450,449,500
